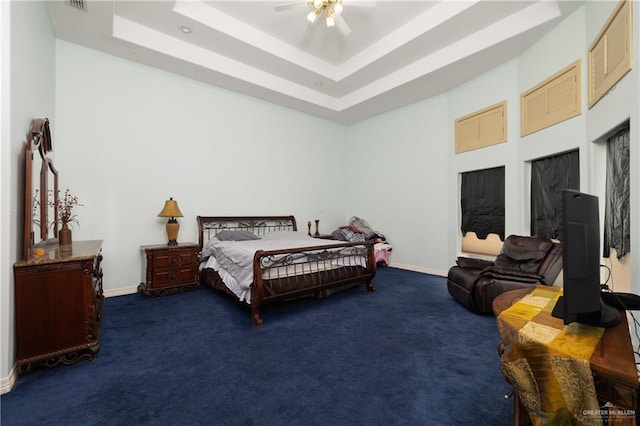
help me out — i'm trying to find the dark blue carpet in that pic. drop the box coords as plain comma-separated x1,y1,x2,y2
1,267,513,425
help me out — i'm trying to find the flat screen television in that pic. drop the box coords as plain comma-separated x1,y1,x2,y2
551,189,620,327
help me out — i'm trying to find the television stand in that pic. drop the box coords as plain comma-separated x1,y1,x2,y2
551,295,621,328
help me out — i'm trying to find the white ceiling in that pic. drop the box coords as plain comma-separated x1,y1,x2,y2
46,0,583,124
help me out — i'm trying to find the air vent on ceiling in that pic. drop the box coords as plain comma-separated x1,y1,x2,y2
65,0,87,11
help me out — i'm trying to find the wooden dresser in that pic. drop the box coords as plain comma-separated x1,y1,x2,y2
138,242,199,297
13,240,104,375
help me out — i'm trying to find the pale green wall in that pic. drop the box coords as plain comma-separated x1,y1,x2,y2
516,4,589,227
1,0,55,390
53,41,348,293
342,2,640,282
344,96,450,275
584,1,640,295
0,0,9,392
447,61,520,256
445,4,589,256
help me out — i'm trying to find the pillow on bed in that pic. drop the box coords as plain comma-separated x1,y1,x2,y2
214,230,260,241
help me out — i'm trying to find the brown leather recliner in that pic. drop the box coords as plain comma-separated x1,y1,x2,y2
447,235,563,314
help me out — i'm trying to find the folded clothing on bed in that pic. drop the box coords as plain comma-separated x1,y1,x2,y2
331,217,391,266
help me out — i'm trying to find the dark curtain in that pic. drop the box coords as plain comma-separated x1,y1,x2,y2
603,127,630,259
531,150,579,240
461,166,505,240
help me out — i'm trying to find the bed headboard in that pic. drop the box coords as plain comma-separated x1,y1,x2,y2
197,215,297,249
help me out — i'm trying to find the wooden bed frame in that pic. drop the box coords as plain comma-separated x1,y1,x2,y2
197,215,377,326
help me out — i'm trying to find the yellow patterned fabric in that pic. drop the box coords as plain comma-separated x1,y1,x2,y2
497,286,605,426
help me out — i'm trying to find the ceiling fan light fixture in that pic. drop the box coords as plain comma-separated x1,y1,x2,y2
307,10,318,23
326,15,335,27
276,0,351,35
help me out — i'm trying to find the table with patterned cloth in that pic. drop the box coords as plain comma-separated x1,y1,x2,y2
495,286,638,425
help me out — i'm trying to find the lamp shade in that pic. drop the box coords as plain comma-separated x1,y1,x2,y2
157,197,183,218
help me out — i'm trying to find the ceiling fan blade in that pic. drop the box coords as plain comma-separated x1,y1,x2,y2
334,14,351,36
274,1,308,12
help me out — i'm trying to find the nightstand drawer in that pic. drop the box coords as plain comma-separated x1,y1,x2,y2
153,250,195,269
153,267,196,287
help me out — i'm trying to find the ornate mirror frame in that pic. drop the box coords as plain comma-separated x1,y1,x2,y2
23,118,58,260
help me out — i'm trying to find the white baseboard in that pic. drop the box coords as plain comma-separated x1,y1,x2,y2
387,262,447,277
1,364,17,395
104,286,139,298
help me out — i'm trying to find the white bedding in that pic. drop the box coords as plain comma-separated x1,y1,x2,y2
200,231,366,303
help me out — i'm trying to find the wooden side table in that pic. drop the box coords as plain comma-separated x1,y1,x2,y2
138,242,199,297
494,288,638,425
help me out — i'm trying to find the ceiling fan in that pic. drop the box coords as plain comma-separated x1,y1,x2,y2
275,0,375,36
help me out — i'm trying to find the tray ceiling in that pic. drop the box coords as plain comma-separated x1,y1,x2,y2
46,0,583,124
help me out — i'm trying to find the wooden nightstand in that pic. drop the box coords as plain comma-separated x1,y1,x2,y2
138,242,199,297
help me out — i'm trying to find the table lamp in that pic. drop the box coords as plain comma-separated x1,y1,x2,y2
157,197,183,245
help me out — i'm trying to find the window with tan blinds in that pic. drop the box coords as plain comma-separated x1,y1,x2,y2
455,101,507,154
588,0,632,108
521,60,582,137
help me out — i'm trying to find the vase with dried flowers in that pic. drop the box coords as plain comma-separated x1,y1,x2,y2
50,189,83,246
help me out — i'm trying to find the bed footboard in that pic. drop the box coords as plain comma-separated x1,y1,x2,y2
250,241,376,326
